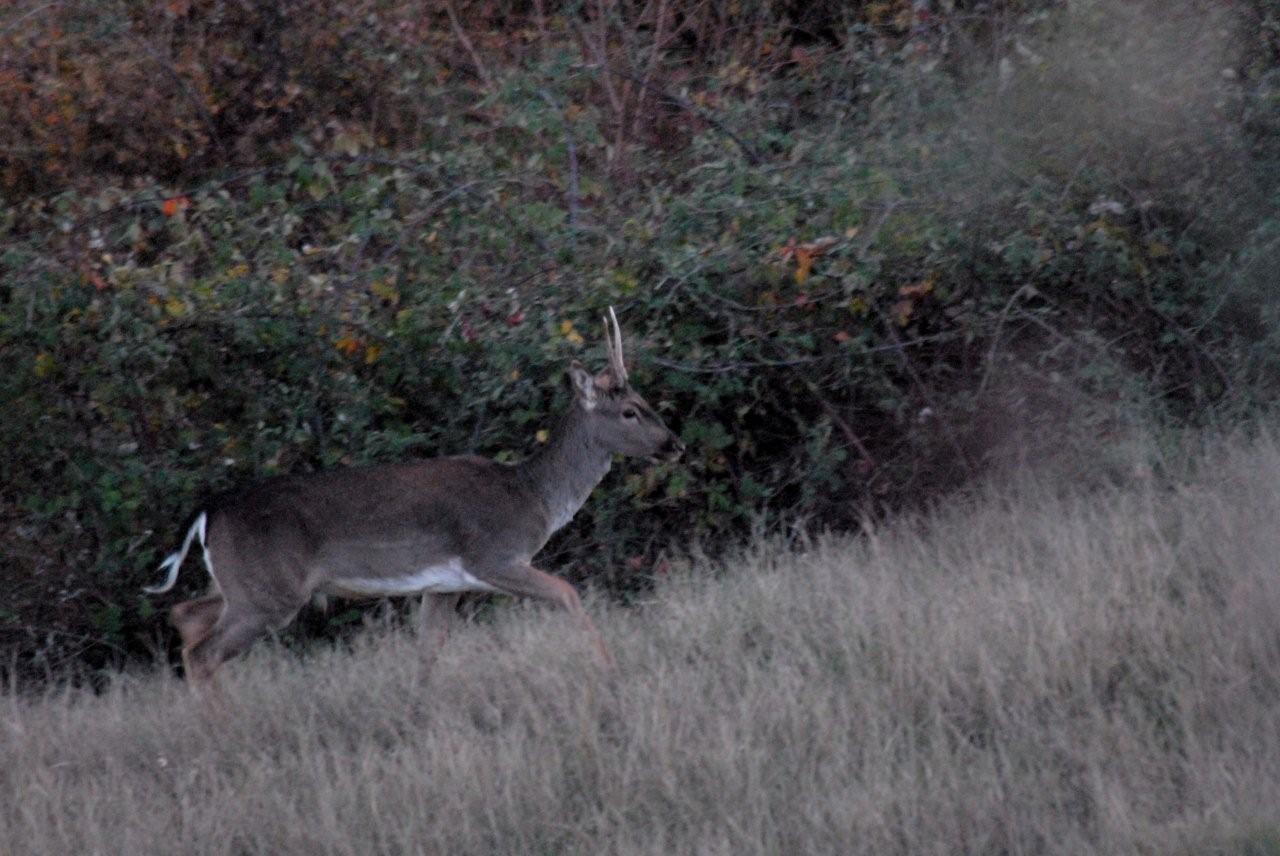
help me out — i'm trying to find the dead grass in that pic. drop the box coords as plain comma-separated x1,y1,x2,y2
3,430,1280,855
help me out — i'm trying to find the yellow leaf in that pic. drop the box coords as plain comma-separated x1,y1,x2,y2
370,278,399,305
164,296,187,317
865,1,895,25
33,352,54,378
535,429,550,444
898,273,936,299
270,266,289,285
794,249,814,284
560,319,584,345
334,333,361,356
611,270,638,292
333,128,362,157
364,344,381,364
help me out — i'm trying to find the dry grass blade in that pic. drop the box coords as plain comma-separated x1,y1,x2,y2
3,430,1280,854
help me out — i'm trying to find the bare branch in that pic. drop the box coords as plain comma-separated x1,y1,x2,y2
444,0,493,90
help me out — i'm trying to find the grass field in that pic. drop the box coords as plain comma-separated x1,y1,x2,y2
3,430,1280,855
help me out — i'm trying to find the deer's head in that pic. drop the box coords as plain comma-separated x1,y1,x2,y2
566,308,684,463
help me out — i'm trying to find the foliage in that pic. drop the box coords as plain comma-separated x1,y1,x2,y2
1,0,1278,678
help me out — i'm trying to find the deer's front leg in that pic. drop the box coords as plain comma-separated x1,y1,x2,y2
417,593,460,680
478,563,615,670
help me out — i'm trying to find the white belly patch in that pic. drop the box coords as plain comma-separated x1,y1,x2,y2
332,558,499,596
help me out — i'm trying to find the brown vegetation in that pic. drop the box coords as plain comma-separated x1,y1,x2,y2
3,429,1278,853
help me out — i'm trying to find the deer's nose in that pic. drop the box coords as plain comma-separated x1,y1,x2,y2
662,435,686,461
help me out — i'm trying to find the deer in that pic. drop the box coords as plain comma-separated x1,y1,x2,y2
144,307,683,685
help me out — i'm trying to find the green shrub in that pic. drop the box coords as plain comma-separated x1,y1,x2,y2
1,0,1277,680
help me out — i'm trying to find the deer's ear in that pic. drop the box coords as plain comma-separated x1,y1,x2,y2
567,361,598,410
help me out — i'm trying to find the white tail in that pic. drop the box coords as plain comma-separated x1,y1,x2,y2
143,512,207,594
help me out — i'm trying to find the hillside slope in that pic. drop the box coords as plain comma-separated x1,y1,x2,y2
3,430,1279,854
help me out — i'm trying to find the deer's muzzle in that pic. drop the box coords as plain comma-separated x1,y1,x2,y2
658,435,685,462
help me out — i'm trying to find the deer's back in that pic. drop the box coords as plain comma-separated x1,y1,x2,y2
206,456,547,573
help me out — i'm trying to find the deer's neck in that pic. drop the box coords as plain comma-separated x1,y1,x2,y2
517,410,612,536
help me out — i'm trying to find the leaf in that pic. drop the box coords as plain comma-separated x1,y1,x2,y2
33,352,55,378
161,196,190,217
794,249,815,284
535,429,550,443
560,319,584,345
364,344,381,365
892,298,914,326
334,333,362,356
370,278,400,305
898,272,936,299
778,236,839,284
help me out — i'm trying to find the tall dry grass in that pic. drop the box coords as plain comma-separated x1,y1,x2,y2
3,430,1280,855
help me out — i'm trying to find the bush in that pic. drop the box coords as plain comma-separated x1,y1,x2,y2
1,0,1278,680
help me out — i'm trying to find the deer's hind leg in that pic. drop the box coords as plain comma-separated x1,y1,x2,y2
183,597,304,685
170,594,225,678
177,513,318,686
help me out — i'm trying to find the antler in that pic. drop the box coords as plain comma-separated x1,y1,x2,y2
602,305,629,387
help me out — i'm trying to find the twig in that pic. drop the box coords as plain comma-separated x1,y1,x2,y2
872,302,976,473
537,90,581,241
629,0,671,144
444,0,493,90
0,1,60,36
807,381,875,466
977,283,1037,397
587,62,761,165
122,29,226,161
649,331,958,374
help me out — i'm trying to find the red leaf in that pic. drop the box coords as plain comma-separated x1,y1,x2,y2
161,196,191,217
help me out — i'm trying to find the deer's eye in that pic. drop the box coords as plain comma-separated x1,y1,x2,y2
622,408,638,420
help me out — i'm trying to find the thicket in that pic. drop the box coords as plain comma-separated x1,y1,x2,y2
2,0,1279,679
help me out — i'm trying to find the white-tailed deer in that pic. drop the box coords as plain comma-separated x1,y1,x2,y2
145,308,683,683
